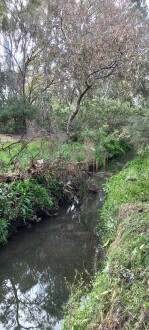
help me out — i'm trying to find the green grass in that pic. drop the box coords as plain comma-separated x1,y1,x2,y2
0,137,57,170
0,138,91,172
62,155,149,330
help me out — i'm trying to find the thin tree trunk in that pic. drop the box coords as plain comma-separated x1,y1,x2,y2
66,84,92,140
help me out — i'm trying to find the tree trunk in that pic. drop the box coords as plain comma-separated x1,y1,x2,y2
66,85,92,140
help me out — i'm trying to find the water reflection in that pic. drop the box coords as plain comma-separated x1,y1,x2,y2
0,177,105,330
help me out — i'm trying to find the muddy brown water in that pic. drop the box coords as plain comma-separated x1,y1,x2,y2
0,154,132,330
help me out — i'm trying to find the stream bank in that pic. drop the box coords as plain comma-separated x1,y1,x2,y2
0,173,106,330
0,160,93,244
62,155,149,330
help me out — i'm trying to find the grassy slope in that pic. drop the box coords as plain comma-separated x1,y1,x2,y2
62,156,149,330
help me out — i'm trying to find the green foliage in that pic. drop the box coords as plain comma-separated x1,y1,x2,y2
101,155,149,227
0,179,54,243
50,102,69,132
62,155,149,329
28,180,54,213
95,130,129,166
47,177,64,199
0,137,61,171
62,271,113,330
0,180,34,222
76,98,139,141
35,171,64,201
125,103,149,148
2,180,52,220
0,97,38,133
38,98,139,147
57,142,86,162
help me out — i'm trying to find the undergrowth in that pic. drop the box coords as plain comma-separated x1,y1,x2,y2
62,155,149,330
0,177,58,243
0,131,129,172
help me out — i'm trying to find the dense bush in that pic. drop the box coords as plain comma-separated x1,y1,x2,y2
0,97,38,133
35,172,65,202
95,130,130,166
74,98,139,140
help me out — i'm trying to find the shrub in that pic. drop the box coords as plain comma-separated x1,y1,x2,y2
57,142,86,162
0,97,38,133
0,179,54,243
95,131,129,166
8,179,54,219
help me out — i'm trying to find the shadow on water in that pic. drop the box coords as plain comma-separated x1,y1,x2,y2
0,154,133,330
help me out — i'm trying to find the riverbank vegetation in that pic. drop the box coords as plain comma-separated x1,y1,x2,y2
0,0,149,327
0,97,136,245
0,159,90,243
62,155,149,329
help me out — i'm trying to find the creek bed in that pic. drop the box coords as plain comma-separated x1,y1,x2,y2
0,175,106,330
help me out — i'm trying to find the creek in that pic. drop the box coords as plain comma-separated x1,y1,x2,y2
0,156,131,330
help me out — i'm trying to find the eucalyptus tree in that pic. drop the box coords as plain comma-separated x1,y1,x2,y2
0,0,149,138
50,0,149,138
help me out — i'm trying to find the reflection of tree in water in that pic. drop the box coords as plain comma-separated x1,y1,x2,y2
0,270,62,329
0,223,97,329
0,199,101,329
0,252,72,329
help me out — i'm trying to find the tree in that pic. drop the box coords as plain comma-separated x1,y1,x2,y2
0,0,57,103
0,0,149,138
49,0,149,138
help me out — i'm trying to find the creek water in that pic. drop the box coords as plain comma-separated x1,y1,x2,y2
0,153,131,330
